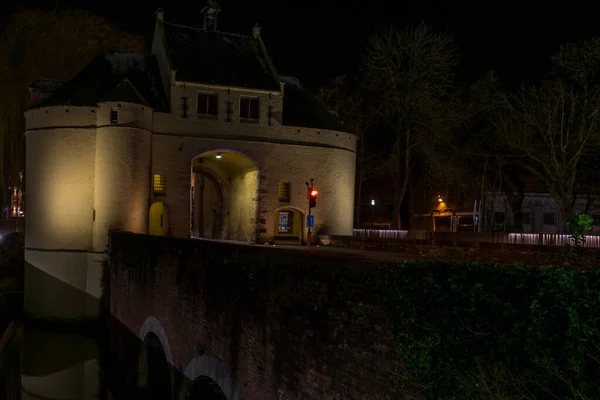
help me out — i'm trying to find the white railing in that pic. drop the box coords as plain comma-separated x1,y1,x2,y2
352,229,600,248
352,229,410,239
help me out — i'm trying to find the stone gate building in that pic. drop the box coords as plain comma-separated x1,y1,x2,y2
24,6,356,320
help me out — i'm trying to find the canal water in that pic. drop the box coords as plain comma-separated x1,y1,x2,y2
0,270,140,398
0,315,110,399
20,324,102,399
0,231,198,400
0,228,143,399
0,313,144,399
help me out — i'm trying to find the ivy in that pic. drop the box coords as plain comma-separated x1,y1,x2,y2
563,213,593,266
376,260,600,400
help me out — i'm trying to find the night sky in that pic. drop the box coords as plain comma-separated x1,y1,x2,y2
11,1,600,90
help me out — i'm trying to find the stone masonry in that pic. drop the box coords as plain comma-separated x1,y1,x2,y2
109,230,407,400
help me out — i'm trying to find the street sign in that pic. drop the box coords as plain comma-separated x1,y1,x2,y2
307,215,314,228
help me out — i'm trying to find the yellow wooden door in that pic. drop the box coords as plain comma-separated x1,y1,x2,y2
149,201,169,236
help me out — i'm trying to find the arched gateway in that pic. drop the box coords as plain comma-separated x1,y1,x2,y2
191,150,259,242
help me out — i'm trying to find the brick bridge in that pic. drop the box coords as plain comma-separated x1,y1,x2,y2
107,231,406,400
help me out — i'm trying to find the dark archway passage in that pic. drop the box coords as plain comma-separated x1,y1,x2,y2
191,169,224,240
191,150,259,242
140,333,172,400
185,376,227,400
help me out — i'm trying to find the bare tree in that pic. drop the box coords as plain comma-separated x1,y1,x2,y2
493,40,600,231
318,74,379,228
0,8,145,212
361,22,459,229
457,71,507,231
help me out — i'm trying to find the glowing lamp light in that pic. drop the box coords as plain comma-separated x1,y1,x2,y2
438,198,443,202
310,190,318,197
371,199,376,206
215,152,222,159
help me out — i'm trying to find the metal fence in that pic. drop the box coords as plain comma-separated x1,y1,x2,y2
352,229,600,248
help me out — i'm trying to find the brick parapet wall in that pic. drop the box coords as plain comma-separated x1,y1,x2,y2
318,234,600,268
109,231,410,400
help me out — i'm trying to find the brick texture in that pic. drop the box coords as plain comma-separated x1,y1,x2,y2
108,231,409,400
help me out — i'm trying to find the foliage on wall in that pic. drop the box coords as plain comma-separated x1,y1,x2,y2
563,213,593,266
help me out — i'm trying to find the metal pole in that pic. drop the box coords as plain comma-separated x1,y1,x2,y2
307,206,312,249
306,179,314,249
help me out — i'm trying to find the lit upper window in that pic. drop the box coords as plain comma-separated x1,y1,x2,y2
197,93,218,116
153,173,166,194
240,97,259,121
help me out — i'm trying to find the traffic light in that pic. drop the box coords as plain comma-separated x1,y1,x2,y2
309,189,318,208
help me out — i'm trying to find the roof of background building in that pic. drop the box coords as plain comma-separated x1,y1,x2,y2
280,76,345,132
502,167,550,194
35,53,169,112
163,22,280,91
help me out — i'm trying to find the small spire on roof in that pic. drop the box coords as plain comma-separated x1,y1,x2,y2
253,23,262,38
201,0,221,31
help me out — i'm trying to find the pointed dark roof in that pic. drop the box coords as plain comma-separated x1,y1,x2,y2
101,78,151,106
30,78,66,91
162,21,280,91
35,53,169,112
280,76,345,132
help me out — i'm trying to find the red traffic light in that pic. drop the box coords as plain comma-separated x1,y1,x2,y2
310,189,318,197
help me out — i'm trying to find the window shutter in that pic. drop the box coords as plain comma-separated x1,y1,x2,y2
249,98,259,119
197,94,208,114
208,94,218,115
240,98,249,118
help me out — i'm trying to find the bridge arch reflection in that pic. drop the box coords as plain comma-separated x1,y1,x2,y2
138,316,174,399
183,355,241,400
185,375,228,400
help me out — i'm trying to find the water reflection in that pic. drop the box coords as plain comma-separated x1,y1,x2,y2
0,230,229,400
21,325,100,399
0,314,176,400
0,320,100,400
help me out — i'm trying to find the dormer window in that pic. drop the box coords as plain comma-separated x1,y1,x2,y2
110,108,119,124
197,93,218,117
240,97,259,122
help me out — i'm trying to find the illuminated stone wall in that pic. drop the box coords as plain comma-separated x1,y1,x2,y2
25,107,97,250
151,102,357,243
92,102,153,251
24,63,356,321
226,168,259,241
24,102,153,320
24,106,98,319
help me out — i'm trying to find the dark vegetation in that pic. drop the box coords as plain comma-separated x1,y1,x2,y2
377,261,600,400
0,232,23,332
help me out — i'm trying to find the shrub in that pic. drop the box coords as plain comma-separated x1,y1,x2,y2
563,214,593,266
375,260,600,400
